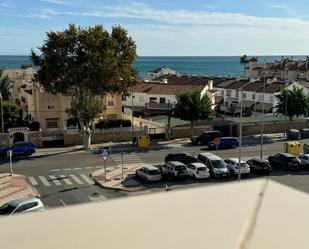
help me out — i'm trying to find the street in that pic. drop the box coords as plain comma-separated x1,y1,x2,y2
1,136,309,208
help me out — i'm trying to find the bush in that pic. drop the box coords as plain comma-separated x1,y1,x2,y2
95,119,131,129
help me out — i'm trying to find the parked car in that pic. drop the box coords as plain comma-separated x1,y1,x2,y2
0,142,36,157
246,158,271,175
135,165,162,182
287,129,300,140
186,162,210,179
0,197,45,216
191,130,222,146
164,153,200,165
300,128,309,139
268,153,301,170
197,152,229,178
208,137,239,150
224,158,250,176
160,161,188,180
298,153,309,168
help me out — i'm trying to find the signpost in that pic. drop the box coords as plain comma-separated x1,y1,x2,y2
100,149,109,181
7,150,13,176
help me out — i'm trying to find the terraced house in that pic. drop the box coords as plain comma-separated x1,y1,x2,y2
3,69,122,132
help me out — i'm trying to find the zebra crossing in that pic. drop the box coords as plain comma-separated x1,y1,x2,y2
111,153,145,167
27,174,94,187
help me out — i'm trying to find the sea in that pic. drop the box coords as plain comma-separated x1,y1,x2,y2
0,55,307,79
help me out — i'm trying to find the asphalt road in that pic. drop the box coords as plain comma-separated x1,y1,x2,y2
1,137,309,208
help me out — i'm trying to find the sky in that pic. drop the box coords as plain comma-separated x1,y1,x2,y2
1,0,309,56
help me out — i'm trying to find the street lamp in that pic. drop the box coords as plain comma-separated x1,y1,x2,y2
238,89,243,182
260,77,266,160
0,92,3,133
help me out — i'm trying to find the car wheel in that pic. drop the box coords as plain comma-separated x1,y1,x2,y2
197,141,202,146
25,151,32,156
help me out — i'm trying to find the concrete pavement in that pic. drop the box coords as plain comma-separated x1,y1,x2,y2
0,173,39,206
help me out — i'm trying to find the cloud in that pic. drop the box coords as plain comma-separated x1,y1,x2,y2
80,2,309,31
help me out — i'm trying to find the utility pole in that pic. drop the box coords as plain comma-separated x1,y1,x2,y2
131,92,134,139
238,89,243,182
0,92,3,133
260,77,266,160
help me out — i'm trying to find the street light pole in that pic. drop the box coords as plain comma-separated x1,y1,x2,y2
0,93,3,133
131,92,134,139
238,89,243,182
260,77,266,159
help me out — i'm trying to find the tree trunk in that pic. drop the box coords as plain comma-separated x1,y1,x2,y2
166,111,172,140
288,116,293,130
82,130,91,150
190,121,195,138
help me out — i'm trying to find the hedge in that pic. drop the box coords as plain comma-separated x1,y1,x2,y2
95,119,131,129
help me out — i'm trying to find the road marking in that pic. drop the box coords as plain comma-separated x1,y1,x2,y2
85,166,93,169
49,175,62,186
28,176,38,186
64,168,71,171
79,174,94,184
59,175,73,185
38,176,51,186
59,199,66,207
74,167,82,170
51,169,60,172
69,174,84,184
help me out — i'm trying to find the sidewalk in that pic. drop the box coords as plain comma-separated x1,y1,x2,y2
0,174,39,206
91,165,146,192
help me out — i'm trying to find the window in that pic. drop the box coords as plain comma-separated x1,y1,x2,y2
221,90,224,96
259,95,263,101
235,91,239,98
139,96,145,102
242,93,246,99
48,105,55,110
270,96,274,102
160,98,166,104
252,93,256,100
108,100,115,107
149,97,157,103
46,118,58,129
226,90,231,97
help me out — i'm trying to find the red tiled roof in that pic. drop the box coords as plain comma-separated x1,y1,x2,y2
133,83,205,95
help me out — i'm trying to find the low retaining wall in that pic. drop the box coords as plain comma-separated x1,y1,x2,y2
170,125,213,139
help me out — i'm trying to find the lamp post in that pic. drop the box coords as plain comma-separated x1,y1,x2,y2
260,77,266,160
238,89,243,182
131,92,134,139
0,92,3,133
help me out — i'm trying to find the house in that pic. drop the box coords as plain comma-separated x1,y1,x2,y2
246,57,309,83
123,74,219,115
4,69,123,132
145,66,177,81
214,78,285,115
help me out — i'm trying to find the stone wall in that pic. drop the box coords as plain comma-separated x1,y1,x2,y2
170,125,213,139
0,133,9,146
231,119,309,136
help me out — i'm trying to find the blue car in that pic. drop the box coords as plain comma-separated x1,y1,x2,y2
208,137,239,150
0,142,36,157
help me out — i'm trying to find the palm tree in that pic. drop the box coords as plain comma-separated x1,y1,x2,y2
240,55,249,77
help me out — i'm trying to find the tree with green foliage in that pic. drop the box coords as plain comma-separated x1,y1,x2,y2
31,24,138,149
240,55,249,77
3,101,23,130
275,86,307,125
173,91,215,136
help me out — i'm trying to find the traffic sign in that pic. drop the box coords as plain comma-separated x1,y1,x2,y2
100,149,109,161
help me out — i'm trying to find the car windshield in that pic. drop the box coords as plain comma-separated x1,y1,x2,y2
175,165,186,171
148,169,160,175
211,160,225,168
197,167,207,171
0,204,16,215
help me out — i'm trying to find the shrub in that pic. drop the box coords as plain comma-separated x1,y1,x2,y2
95,119,131,129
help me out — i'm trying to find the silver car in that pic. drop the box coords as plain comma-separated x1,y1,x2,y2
136,165,162,182
0,197,45,216
225,158,250,176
